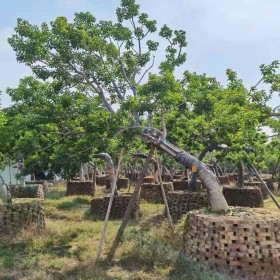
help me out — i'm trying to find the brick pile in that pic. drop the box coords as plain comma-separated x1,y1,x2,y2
173,174,183,180
183,207,280,280
142,176,155,184
172,180,188,191
161,174,172,182
140,183,173,203
10,185,44,200
90,194,139,219
166,191,210,220
66,181,94,196
96,175,108,186
263,177,278,193
0,201,45,234
243,181,268,199
105,178,130,189
223,186,264,208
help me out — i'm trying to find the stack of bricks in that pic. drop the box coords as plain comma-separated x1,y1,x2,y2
105,178,130,189
172,180,188,191
263,177,278,193
161,174,172,182
244,181,268,199
172,179,204,192
96,175,108,186
223,186,264,208
0,201,45,234
10,185,44,200
166,191,210,220
173,174,183,180
140,183,173,203
66,181,94,196
183,207,280,280
142,176,155,184
90,194,139,219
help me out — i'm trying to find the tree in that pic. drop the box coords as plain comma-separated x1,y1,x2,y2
0,77,122,178
4,0,239,211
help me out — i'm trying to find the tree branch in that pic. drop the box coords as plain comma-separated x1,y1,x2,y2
138,55,155,84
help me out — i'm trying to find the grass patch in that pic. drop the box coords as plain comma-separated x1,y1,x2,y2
2,182,273,279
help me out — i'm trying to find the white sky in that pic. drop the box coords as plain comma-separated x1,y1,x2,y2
0,0,279,112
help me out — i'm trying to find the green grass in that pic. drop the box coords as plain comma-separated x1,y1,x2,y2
0,182,232,280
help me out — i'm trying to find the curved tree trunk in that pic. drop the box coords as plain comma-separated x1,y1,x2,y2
141,134,229,212
91,153,117,196
0,175,11,203
176,151,228,211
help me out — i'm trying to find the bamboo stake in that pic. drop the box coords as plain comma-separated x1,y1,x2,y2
95,149,124,261
107,145,156,260
157,160,174,231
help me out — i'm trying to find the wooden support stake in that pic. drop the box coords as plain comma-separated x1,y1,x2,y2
249,162,280,210
157,161,174,231
107,145,156,260
95,149,124,261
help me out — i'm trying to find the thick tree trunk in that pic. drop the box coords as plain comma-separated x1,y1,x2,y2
189,146,210,192
91,153,117,196
141,134,229,212
176,151,228,211
237,162,245,188
0,175,11,203
92,164,97,194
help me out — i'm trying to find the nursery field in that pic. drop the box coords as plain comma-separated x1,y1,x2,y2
0,182,225,280
0,182,279,280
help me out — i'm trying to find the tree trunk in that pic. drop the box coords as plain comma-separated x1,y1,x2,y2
176,151,228,211
93,164,97,195
237,162,245,188
141,133,229,212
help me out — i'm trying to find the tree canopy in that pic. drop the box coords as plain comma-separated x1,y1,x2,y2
0,0,279,178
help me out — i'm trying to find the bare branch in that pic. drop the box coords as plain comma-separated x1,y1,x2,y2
248,77,264,96
138,55,155,84
116,125,163,137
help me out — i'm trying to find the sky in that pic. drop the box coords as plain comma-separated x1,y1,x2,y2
0,0,280,111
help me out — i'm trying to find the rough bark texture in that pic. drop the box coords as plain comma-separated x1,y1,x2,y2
0,183,11,204
141,133,229,212
237,162,245,188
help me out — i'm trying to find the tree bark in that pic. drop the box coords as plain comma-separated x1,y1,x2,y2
237,162,245,188
141,133,229,212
